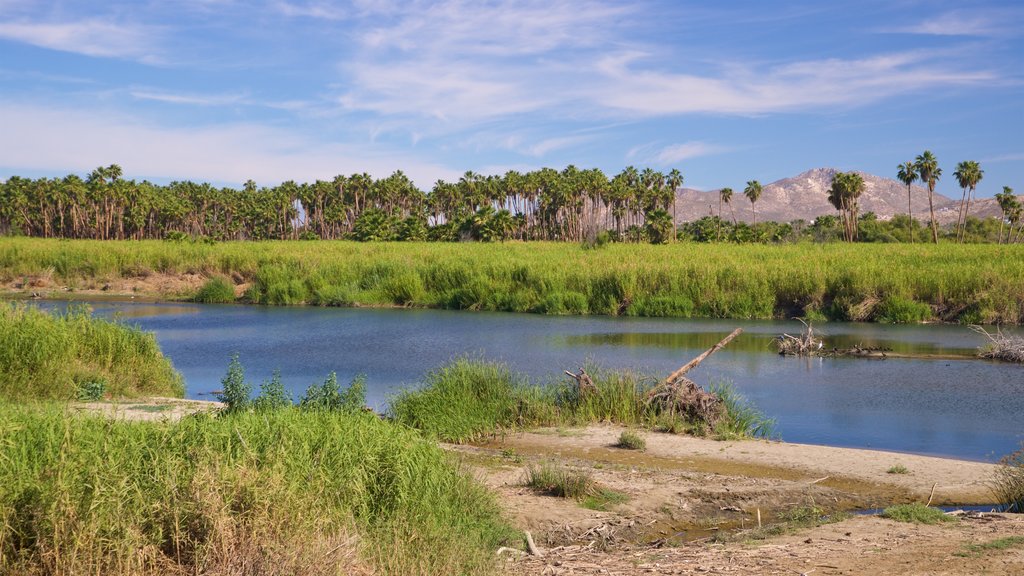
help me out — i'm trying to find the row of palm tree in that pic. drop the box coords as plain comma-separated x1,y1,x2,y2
1,158,1019,243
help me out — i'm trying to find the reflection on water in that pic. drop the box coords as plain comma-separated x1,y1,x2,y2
32,300,1024,461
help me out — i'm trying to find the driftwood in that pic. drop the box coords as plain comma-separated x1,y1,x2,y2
645,328,743,428
774,318,823,356
564,368,596,397
972,325,1024,363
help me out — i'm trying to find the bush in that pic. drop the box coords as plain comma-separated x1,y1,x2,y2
299,373,366,413
217,354,252,413
194,276,236,303
75,377,107,401
616,430,646,450
875,296,932,323
252,370,292,411
881,503,954,524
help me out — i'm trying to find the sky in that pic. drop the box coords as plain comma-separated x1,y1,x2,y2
0,0,1021,197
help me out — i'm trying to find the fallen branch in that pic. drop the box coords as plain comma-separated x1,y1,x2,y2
564,368,597,397
775,318,822,356
663,328,743,385
524,530,543,557
971,325,1024,363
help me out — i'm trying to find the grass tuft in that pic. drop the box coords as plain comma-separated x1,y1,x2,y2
881,503,955,524
887,464,910,475
194,275,236,303
615,430,647,450
523,462,596,500
992,444,1024,513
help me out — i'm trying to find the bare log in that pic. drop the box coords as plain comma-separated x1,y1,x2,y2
662,328,743,385
524,530,543,557
564,368,596,396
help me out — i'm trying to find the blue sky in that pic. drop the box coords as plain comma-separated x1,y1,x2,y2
1,0,1021,197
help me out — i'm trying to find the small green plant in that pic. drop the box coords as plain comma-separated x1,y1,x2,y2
582,489,628,511
881,503,955,524
954,536,1024,557
75,377,107,401
616,430,646,450
299,372,366,412
887,464,910,474
252,369,292,411
194,275,236,303
711,382,775,439
217,354,252,413
524,462,596,499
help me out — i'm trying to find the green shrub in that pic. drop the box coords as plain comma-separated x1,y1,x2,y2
299,373,366,413
875,296,932,323
217,354,252,413
881,503,955,524
194,276,235,303
887,464,910,474
252,370,292,411
75,376,107,401
616,430,646,450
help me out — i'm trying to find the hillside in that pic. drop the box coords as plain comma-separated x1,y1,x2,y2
671,168,1001,224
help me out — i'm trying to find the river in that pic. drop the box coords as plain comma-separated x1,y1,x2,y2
40,300,1024,461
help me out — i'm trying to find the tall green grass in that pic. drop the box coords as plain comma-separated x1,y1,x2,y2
388,359,772,442
0,404,516,575
3,238,1023,323
0,303,184,400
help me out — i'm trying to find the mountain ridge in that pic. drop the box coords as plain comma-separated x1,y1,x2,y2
672,168,1009,225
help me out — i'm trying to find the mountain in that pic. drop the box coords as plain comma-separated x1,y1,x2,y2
672,168,978,224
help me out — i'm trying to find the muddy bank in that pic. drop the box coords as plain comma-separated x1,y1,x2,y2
455,425,1019,575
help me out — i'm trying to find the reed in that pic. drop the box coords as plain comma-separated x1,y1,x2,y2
0,302,184,400
3,238,1023,323
0,404,517,575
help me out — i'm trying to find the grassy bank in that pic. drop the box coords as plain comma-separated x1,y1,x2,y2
0,404,516,575
3,238,1023,323
388,358,773,443
0,302,184,401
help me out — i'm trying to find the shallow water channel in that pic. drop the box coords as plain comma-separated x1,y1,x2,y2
42,300,1024,461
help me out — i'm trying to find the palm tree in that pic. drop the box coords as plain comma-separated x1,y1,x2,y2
828,172,865,242
996,186,1018,244
667,168,683,242
718,187,734,241
953,160,983,243
914,151,941,244
744,180,762,225
896,161,918,243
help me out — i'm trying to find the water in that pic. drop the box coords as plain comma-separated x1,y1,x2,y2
36,300,1024,461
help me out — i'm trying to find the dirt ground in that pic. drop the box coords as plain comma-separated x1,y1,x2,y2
71,396,223,421
453,425,1023,576
6,271,213,300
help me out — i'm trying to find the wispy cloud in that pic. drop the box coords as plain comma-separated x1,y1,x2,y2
271,1,349,20
594,50,994,116
0,101,461,187
130,89,248,106
626,141,730,166
981,152,1024,164
0,19,161,61
880,10,1017,37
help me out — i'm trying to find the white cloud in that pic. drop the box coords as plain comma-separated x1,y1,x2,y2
654,142,729,164
271,1,349,20
130,89,248,106
593,51,994,116
0,102,461,188
882,11,1013,37
0,19,160,61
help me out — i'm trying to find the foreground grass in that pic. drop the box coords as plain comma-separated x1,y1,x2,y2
388,358,773,443
0,303,184,401
881,503,956,525
3,238,1023,323
0,404,516,576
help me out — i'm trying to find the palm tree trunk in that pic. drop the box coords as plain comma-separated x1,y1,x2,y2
961,186,975,243
955,187,967,242
717,196,722,242
927,185,939,243
907,184,914,243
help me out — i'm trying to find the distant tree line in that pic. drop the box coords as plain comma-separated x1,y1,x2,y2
0,160,1020,244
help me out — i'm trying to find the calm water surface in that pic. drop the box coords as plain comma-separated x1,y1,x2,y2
43,301,1024,461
